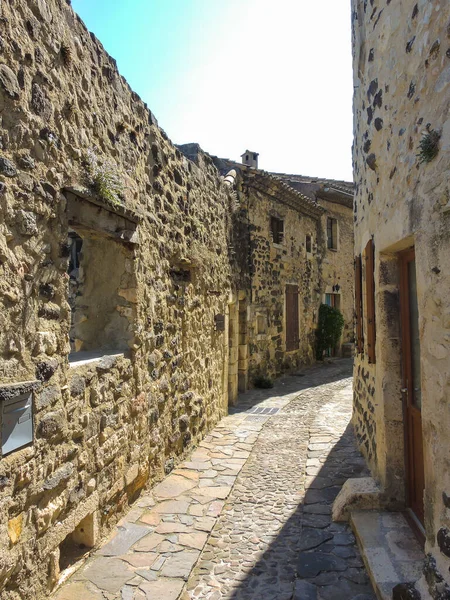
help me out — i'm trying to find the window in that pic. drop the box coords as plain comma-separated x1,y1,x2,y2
65,190,139,359
286,285,299,351
365,239,376,363
270,216,284,244
325,293,340,309
306,235,312,254
327,217,338,250
355,255,364,354
256,314,267,334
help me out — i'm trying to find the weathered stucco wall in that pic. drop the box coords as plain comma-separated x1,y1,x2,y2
0,1,235,597
352,0,450,595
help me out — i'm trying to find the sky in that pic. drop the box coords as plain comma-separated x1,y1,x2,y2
71,0,354,181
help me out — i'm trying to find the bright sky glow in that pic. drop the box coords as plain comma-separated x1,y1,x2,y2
71,0,353,180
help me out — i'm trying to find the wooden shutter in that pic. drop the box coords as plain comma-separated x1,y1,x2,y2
365,239,376,363
286,285,299,351
355,255,364,354
332,219,338,249
327,218,333,249
271,217,284,244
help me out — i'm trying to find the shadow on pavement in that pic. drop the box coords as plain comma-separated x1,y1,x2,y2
211,360,376,600
226,424,375,600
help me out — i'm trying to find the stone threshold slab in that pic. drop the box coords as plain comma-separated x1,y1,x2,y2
350,510,425,600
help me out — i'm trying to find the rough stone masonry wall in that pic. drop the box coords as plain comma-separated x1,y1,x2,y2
243,184,321,381
352,0,450,596
319,198,355,348
0,1,234,598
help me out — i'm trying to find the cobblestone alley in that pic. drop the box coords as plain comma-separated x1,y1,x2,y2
53,360,375,600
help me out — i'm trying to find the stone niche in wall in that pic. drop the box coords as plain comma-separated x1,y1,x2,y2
64,189,140,360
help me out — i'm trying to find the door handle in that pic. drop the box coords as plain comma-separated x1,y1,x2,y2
401,388,408,393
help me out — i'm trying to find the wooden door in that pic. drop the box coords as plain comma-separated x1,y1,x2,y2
400,248,424,525
286,285,299,351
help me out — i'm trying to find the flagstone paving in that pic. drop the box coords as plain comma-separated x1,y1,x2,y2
52,359,375,600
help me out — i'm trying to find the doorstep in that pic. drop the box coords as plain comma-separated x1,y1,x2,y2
350,510,425,600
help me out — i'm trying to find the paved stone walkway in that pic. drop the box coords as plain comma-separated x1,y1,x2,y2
53,359,376,600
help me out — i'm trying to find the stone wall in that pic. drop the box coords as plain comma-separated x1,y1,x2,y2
352,0,450,596
0,1,235,597
244,178,321,380
208,164,356,389
270,174,356,357
319,198,355,348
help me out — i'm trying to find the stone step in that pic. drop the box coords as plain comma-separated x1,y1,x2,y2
350,510,425,600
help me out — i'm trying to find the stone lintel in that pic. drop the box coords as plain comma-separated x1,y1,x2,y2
0,380,41,402
63,187,142,224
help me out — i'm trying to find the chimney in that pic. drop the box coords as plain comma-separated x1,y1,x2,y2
241,150,259,169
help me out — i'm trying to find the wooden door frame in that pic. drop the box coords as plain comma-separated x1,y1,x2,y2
399,246,425,529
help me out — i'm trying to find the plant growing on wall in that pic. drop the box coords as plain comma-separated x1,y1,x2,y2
417,128,441,164
316,303,344,360
83,148,124,206
60,43,72,67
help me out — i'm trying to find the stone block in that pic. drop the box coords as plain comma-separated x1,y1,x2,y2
350,510,425,600
238,358,249,370
160,549,200,578
152,474,197,499
35,385,60,410
43,463,74,490
52,581,105,600
8,514,23,545
99,523,149,556
229,347,238,364
82,557,134,593
71,511,98,548
0,65,20,99
332,477,381,521
124,463,139,487
238,344,248,360
139,578,185,600
37,410,66,440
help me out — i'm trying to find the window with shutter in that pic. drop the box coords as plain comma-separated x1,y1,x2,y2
365,239,376,363
325,293,340,309
270,217,284,244
286,285,299,351
355,255,364,354
327,218,338,249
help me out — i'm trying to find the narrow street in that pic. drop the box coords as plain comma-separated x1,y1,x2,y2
53,360,375,600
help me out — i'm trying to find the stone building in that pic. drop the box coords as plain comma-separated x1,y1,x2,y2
0,1,355,598
0,2,237,597
273,173,355,352
346,1,450,598
211,155,355,403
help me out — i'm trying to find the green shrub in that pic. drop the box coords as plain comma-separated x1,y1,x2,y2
83,148,124,206
253,375,274,389
417,129,440,164
316,303,345,360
